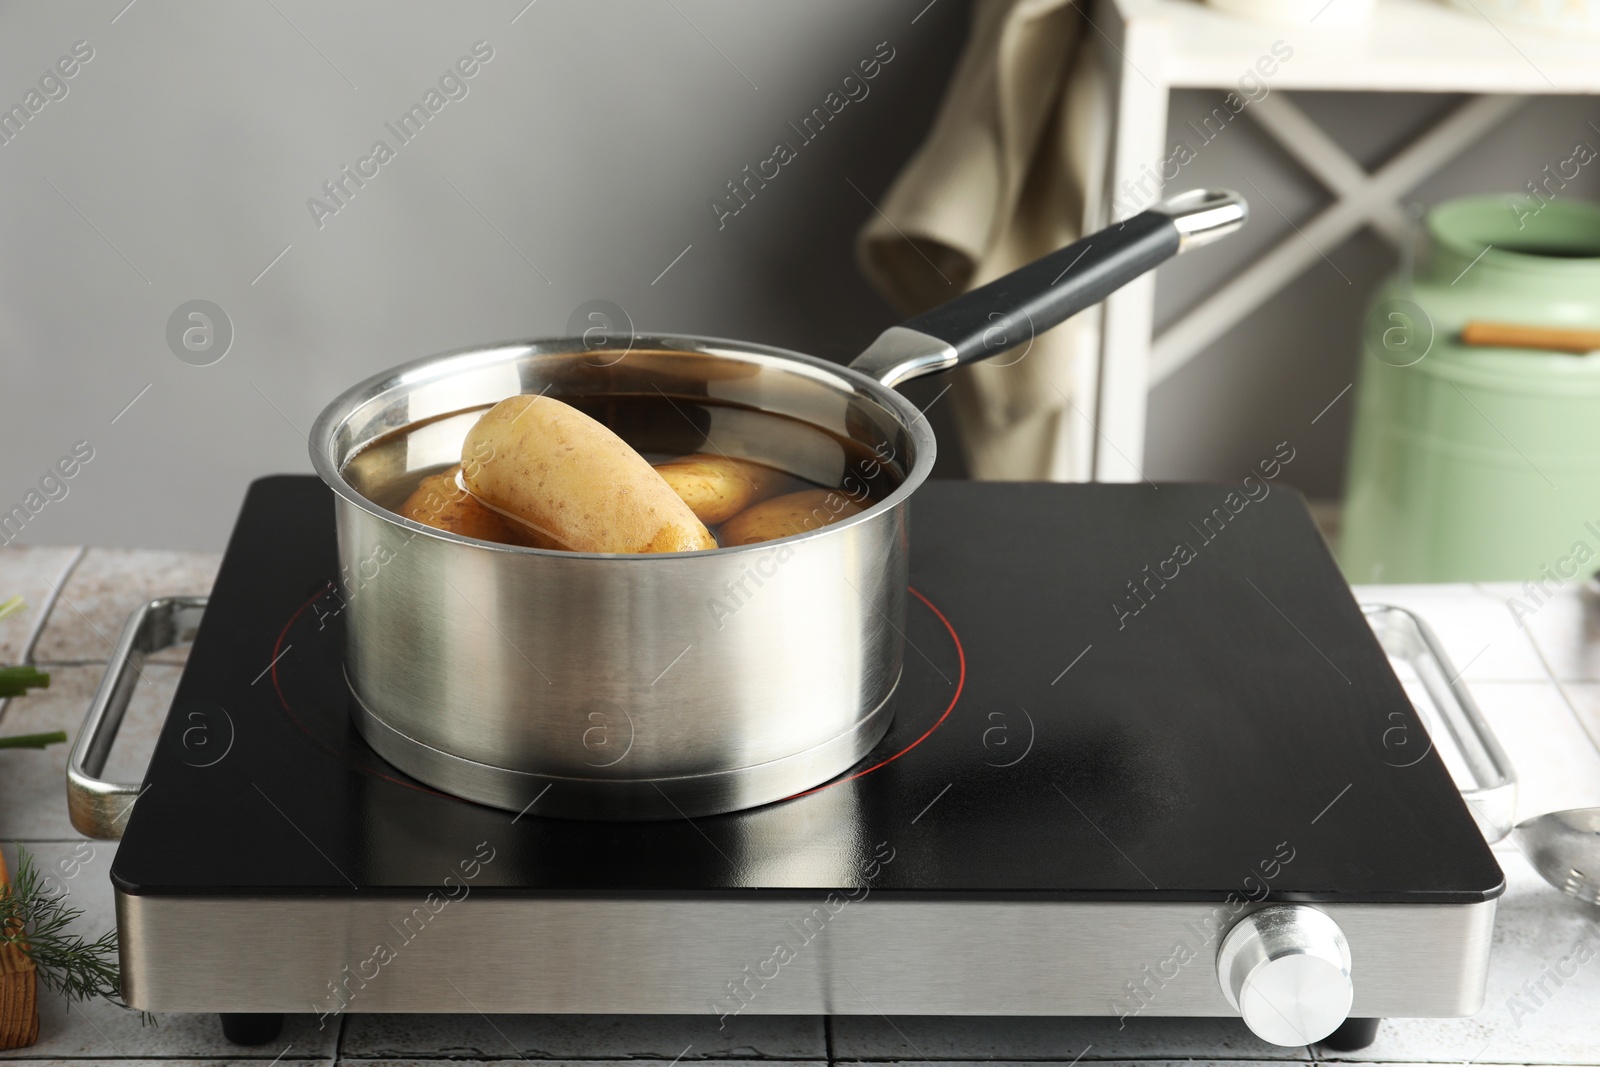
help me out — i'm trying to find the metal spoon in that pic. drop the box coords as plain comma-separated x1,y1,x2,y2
1513,808,1600,904
1514,581,1600,903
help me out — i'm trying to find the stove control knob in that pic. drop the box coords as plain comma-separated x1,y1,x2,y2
1216,905,1353,1046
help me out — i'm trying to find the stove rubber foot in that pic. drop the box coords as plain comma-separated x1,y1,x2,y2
1320,1017,1380,1051
220,1013,284,1046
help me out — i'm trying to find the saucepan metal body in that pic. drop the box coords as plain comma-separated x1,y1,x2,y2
313,340,927,820
309,190,1248,820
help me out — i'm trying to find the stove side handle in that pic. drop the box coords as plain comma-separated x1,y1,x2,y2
1362,602,1517,843
66,597,207,840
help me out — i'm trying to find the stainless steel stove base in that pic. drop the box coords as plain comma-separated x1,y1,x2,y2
116,893,1495,1021
348,666,900,820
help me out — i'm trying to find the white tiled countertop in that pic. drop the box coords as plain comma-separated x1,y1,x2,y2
1,548,1598,1066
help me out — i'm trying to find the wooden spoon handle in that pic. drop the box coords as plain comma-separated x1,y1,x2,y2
1460,321,1600,353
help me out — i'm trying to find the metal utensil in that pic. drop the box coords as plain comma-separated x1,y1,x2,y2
310,190,1247,821
1512,808,1600,904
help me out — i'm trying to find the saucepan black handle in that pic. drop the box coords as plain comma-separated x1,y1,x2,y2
849,189,1247,388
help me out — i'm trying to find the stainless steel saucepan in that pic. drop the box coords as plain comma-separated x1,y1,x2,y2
309,189,1247,820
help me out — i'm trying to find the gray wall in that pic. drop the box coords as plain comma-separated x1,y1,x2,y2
0,0,969,550
2,1,1596,549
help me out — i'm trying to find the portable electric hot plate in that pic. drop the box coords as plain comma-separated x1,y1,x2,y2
68,477,1506,1052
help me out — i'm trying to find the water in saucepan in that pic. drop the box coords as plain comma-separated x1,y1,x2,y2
341,394,906,550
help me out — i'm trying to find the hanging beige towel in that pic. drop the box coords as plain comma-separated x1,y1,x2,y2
857,0,1108,480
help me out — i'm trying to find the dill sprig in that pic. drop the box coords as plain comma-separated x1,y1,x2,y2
0,848,122,1006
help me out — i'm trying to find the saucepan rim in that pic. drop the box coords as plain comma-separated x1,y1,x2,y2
309,332,937,561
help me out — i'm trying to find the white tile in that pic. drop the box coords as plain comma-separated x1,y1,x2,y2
828,1015,1309,1061
338,1013,826,1059
0,663,177,840
32,548,220,665
1327,844,1600,1065
1559,684,1600,770
0,545,81,666
825,1062,1312,1067
1352,584,1547,683
1467,683,1600,824
341,1062,818,1067
1480,581,1600,684
0,841,337,1061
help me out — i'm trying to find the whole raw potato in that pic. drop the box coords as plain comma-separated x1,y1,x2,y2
400,467,523,544
462,395,717,553
653,454,787,525
720,489,865,546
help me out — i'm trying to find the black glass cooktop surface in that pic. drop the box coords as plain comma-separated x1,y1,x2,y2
112,476,1502,904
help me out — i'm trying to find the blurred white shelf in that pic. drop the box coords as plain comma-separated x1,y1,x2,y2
1082,0,1600,482
1126,0,1600,93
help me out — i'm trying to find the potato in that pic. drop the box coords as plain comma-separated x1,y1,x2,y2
462,395,717,554
653,453,787,525
400,468,526,544
719,489,866,546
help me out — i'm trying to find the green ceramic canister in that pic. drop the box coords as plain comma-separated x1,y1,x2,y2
1340,196,1600,583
